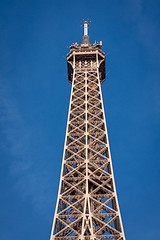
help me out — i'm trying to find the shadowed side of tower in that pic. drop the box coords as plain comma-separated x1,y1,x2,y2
50,21,126,240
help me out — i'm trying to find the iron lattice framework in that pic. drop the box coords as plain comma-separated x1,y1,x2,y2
50,22,125,240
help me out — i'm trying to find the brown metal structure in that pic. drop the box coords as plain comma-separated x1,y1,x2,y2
50,21,126,240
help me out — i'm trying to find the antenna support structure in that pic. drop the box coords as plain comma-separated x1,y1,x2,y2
49,21,126,240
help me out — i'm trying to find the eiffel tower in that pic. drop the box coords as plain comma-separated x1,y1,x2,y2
50,21,126,240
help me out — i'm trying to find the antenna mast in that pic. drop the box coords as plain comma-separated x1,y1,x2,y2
83,20,90,45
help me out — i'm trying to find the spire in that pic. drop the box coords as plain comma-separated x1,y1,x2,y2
82,20,90,45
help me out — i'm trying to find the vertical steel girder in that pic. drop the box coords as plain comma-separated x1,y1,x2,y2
50,47,126,240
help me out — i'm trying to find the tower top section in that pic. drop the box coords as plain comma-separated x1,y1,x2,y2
67,21,106,84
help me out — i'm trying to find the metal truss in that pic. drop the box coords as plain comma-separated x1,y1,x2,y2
50,23,125,240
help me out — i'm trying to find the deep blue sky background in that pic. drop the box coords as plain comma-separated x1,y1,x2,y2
0,0,160,239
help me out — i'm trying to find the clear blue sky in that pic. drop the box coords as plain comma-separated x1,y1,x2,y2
0,0,160,239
